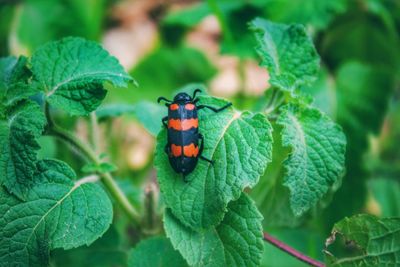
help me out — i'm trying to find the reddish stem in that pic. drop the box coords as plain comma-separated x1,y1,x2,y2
263,232,325,267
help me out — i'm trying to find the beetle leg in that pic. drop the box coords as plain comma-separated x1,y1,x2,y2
197,102,232,113
162,116,168,128
199,133,214,165
192,89,202,99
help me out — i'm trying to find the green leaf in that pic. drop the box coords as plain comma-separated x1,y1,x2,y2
31,37,134,115
164,193,264,267
0,100,46,199
155,95,272,230
251,123,301,227
134,101,167,136
250,18,320,92
325,214,400,266
52,226,127,267
336,62,395,136
95,103,136,120
368,178,400,217
0,56,37,106
323,62,397,226
163,3,210,27
262,0,347,30
277,103,346,216
0,159,113,267
128,236,188,267
125,46,216,103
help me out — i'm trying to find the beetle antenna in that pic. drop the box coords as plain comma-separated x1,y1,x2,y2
157,97,172,104
192,89,202,99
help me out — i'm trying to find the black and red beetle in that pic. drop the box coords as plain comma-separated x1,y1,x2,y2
158,89,232,181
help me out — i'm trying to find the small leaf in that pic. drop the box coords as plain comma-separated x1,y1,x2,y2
0,159,113,267
277,103,346,215
0,100,46,199
128,236,188,267
0,56,37,106
325,214,400,266
134,101,167,136
155,95,272,230
164,193,264,267
31,37,134,115
250,18,319,91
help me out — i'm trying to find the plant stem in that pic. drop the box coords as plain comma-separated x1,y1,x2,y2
90,112,100,153
263,232,326,267
44,103,141,226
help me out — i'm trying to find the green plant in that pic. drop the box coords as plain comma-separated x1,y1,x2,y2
0,15,399,267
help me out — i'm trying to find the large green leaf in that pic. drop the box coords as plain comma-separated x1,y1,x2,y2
164,193,264,267
250,18,319,92
325,214,400,266
0,159,113,267
0,100,46,199
0,56,37,106
128,236,188,267
155,95,272,230
31,37,134,115
277,103,346,216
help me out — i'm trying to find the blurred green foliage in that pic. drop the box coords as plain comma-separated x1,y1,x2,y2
0,0,399,266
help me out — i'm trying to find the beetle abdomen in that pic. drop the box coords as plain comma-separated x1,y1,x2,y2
167,102,199,174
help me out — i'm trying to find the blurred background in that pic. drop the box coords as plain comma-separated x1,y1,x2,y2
0,0,399,266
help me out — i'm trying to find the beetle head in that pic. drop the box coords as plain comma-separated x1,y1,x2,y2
173,93,192,103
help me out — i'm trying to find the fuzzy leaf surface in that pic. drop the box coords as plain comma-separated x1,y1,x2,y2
0,159,113,267
277,104,346,215
326,214,400,266
155,95,272,230
128,236,188,267
0,100,46,199
250,18,319,91
31,37,134,115
164,193,264,267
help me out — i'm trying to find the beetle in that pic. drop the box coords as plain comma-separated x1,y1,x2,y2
158,89,232,181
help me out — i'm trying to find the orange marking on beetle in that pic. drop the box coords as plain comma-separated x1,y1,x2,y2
168,118,198,131
185,103,195,110
171,144,182,157
184,143,199,157
170,104,179,110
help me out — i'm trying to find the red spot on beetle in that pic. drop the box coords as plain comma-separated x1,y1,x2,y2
170,104,179,110
183,143,199,157
185,103,195,110
171,144,182,157
168,118,198,131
